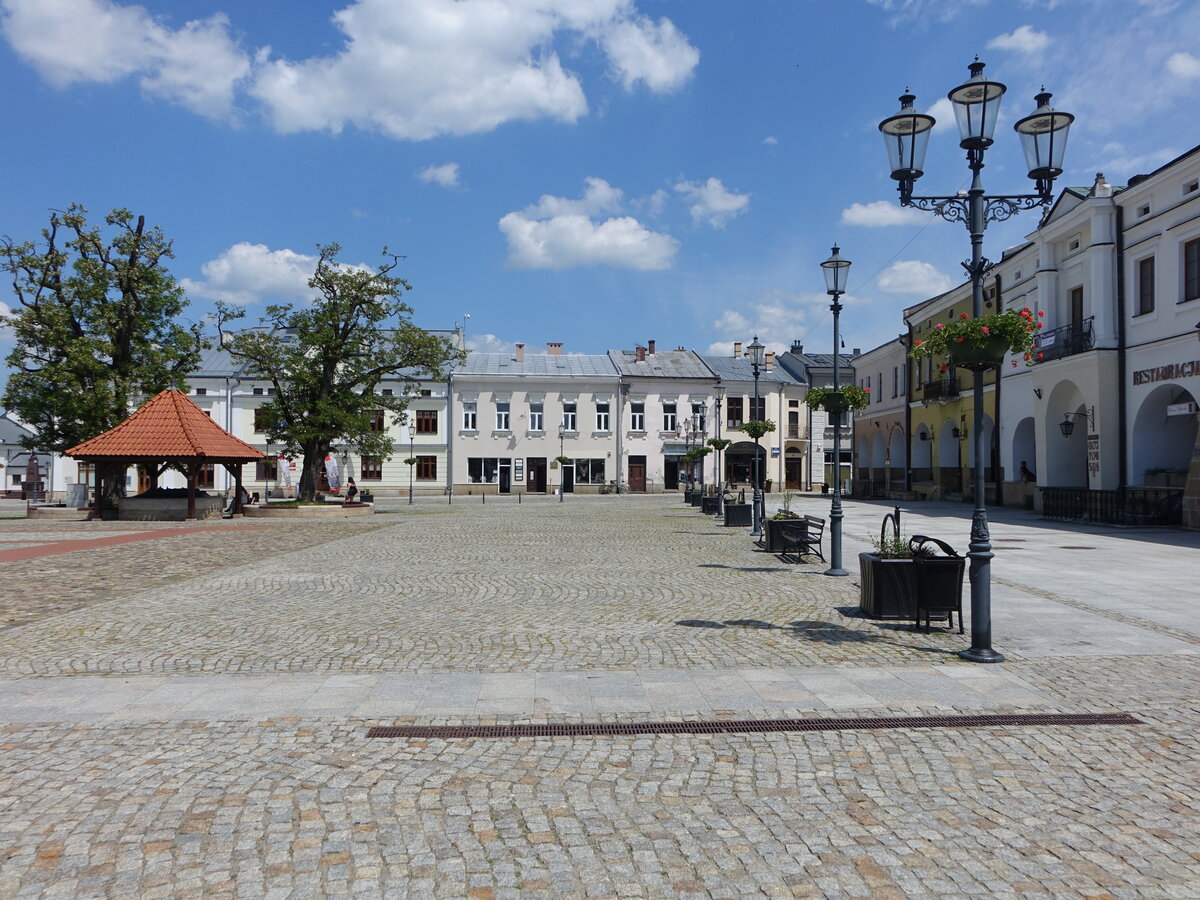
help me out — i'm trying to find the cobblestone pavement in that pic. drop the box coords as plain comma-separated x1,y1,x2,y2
0,496,1197,898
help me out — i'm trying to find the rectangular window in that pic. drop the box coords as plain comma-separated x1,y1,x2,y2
255,459,278,481
749,397,765,420
877,373,883,403
197,464,215,488
1184,238,1200,302
690,402,706,434
529,400,544,432
595,400,610,432
381,388,394,397
416,409,437,434
78,462,95,487
253,387,264,395
574,458,606,484
367,409,386,432
361,457,383,480
562,400,577,431
630,401,645,431
662,401,677,432
253,407,272,433
495,400,510,431
194,387,207,396
1137,257,1155,315
726,398,743,428
1070,286,1084,329
416,456,437,480
467,458,509,484
892,367,899,398
462,402,477,431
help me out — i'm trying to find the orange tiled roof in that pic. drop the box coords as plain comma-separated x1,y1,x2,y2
66,389,265,462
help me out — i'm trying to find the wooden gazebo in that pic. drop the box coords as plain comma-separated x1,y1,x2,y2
66,389,265,520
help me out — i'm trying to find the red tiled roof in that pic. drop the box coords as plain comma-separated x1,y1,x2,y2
66,389,265,462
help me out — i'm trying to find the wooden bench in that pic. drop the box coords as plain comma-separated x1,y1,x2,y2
778,515,826,564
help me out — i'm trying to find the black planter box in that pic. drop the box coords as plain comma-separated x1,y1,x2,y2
858,552,917,619
700,495,719,514
689,492,703,506
761,516,804,552
723,503,752,527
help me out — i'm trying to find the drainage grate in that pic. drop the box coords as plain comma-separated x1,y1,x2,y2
365,712,1140,740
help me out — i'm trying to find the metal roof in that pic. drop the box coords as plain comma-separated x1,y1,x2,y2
457,353,619,377
608,349,713,379
701,355,799,385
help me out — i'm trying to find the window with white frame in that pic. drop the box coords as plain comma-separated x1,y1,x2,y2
690,402,706,434
630,400,645,432
1137,257,1155,315
462,401,477,431
1184,238,1200,302
495,399,511,431
562,400,577,431
595,400,610,432
529,400,544,432
662,401,677,432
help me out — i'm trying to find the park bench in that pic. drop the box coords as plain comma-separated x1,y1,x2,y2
778,515,826,564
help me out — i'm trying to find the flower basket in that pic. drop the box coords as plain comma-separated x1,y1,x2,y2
951,333,1011,370
804,385,869,412
820,392,850,413
910,308,1044,367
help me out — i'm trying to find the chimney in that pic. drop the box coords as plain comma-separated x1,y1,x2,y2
733,341,742,358
547,342,563,356
851,348,861,356
514,342,525,363
765,351,775,371
635,346,646,362
791,340,803,354
647,339,656,355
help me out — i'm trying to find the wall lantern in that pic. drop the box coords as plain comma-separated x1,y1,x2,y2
1059,405,1095,438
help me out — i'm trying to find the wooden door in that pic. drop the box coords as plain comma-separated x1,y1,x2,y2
628,456,646,492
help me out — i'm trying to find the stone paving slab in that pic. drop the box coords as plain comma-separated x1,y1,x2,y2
0,664,1054,724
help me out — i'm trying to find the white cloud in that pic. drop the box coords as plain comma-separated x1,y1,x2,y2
249,0,698,141
1166,51,1200,79
866,0,987,26
987,25,1050,55
840,201,930,227
598,12,699,92
417,162,461,188
877,260,954,296
466,333,511,354
499,177,678,270
182,243,322,305
675,177,750,228
0,300,12,337
0,0,249,118
762,136,778,145
927,97,955,134
1094,142,1180,178
706,290,835,358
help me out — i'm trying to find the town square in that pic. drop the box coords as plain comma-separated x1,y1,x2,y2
2,0,1200,896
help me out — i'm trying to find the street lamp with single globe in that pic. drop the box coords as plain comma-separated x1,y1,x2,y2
558,423,566,502
407,424,415,505
820,245,851,577
747,336,766,538
879,59,1074,663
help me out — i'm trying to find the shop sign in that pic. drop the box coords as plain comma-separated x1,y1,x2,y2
1167,402,1198,416
1132,360,1200,385
1087,434,1100,478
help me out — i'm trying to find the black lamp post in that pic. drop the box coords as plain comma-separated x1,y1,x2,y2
558,423,566,502
821,246,851,577
407,424,415,505
713,386,725,517
879,59,1074,663
747,336,766,538
696,401,707,500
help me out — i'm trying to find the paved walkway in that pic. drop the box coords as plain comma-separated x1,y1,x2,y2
0,494,1197,898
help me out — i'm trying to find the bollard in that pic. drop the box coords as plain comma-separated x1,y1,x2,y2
482,493,486,504
518,493,522,504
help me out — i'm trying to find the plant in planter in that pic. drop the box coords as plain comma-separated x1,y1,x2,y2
803,385,870,413
403,457,417,466
554,455,571,466
771,490,799,520
736,419,776,440
909,307,1044,369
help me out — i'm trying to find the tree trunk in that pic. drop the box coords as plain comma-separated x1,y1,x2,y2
297,440,328,502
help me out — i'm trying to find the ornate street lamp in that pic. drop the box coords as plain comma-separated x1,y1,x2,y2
695,401,707,500
747,336,766,538
1059,406,1094,438
879,59,1074,663
820,245,851,577
407,424,416,505
558,422,566,502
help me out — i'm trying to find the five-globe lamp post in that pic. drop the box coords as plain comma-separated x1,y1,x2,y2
820,245,851,577
747,336,766,539
558,423,566,502
879,58,1074,663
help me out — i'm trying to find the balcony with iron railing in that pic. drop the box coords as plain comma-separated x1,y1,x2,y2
1034,317,1094,363
919,377,959,403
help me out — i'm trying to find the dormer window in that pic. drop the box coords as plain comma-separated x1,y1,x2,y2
1185,179,1199,196
1068,237,1080,252
1137,203,1150,218
195,387,207,396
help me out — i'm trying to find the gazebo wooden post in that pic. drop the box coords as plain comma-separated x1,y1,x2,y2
91,463,102,521
186,462,197,520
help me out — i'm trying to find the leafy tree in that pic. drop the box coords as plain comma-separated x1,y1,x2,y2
216,243,464,501
1,205,203,497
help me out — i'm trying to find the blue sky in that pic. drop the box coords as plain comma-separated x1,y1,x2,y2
1,0,1198,372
